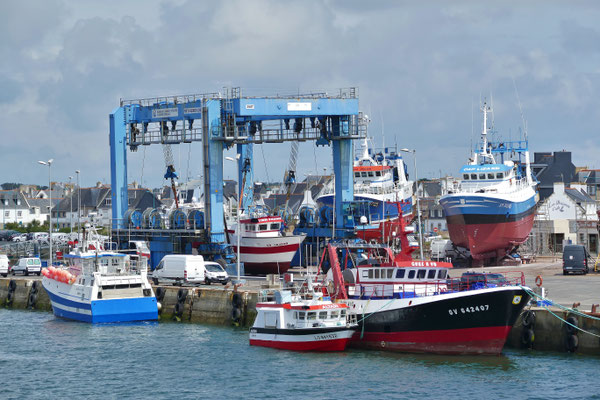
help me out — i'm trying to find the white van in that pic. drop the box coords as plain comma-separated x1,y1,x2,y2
0,255,9,277
152,255,229,285
12,257,42,276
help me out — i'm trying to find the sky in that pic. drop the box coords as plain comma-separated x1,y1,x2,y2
2,0,600,189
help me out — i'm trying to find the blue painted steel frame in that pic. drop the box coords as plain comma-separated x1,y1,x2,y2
109,106,129,229
332,116,354,229
203,100,225,243
237,143,254,211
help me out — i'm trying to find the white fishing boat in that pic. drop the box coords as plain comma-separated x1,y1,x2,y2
249,279,357,351
41,225,158,323
226,214,306,275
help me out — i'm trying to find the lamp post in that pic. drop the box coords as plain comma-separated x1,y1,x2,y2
38,159,54,266
68,176,73,234
226,155,242,284
400,148,424,260
76,170,80,240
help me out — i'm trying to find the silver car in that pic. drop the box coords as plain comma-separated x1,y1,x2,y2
11,257,42,276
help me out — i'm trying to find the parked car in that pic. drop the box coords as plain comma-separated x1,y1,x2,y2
11,233,28,242
0,230,19,241
11,257,42,276
0,255,9,277
563,245,591,275
152,255,229,285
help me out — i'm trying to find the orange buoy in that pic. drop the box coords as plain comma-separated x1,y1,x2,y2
535,275,543,287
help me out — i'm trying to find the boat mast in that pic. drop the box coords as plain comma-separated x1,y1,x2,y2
479,101,495,165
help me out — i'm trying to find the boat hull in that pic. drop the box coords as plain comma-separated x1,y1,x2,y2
317,194,412,223
348,286,529,355
249,326,355,351
227,233,305,275
43,278,158,323
439,192,537,261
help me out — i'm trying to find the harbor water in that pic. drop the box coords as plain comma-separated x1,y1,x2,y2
1,309,597,400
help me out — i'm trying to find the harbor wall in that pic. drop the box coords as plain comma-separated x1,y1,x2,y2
2,278,600,355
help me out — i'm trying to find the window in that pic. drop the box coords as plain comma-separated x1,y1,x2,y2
354,172,360,178
4,211,8,217
479,173,486,179
361,172,367,177
487,173,494,179
258,224,268,230
156,261,164,270
17,211,22,217
105,198,111,206
427,270,436,279
340,309,346,318
362,270,369,278
298,311,306,320
496,172,503,179
368,171,374,178
307,312,316,320
438,270,447,279
408,270,416,279
270,223,280,230
330,310,339,319
396,269,405,279
387,269,394,279
463,174,470,180
374,269,380,279
368,269,373,279
417,269,426,279
470,174,477,180
375,171,381,177
318,311,327,319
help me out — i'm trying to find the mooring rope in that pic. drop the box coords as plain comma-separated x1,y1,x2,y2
519,285,600,338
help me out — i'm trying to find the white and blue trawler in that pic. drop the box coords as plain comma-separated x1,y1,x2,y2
41,229,158,323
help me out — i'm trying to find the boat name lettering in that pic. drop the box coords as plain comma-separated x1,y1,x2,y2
287,102,312,111
448,304,489,315
152,108,179,118
499,203,511,208
319,304,340,309
314,333,338,340
411,261,437,267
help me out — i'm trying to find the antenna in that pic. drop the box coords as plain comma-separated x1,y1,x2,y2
489,92,495,131
512,77,527,140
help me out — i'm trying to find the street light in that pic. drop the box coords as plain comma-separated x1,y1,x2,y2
76,170,80,241
68,176,73,233
225,154,242,284
400,148,424,260
38,159,54,266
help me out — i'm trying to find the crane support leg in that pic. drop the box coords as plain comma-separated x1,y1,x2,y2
109,106,129,230
236,143,254,211
202,100,225,243
332,116,354,230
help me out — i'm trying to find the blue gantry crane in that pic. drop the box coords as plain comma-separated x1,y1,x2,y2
109,88,364,267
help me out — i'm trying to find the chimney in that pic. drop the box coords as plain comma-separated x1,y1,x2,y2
553,181,565,194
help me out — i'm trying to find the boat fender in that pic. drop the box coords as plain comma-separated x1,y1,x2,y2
231,307,242,322
566,334,578,353
31,281,40,294
6,290,14,306
232,293,243,307
174,302,184,317
521,328,535,347
27,292,37,309
177,288,187,303
8,280,17,292
522,310,536,328
565,316,578,335
155,287,166,302
535,275,543,287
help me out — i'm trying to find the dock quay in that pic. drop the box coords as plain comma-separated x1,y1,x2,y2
2,259,600,356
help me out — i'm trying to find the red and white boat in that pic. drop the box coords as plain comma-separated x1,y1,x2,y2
249,280,357,351
227,215,306,275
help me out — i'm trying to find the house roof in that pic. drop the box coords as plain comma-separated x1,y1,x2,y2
565,188,595,204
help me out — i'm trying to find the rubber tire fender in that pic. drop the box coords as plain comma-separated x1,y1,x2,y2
232,307,242,321
521,328,535,347
565,316,578,335
177,288,187,303
174,302,184,316
31,281,40,293
232,293,243,307
27,292,37,308
155,287,166,302
566,334,579,353
8,280,17,291
6,290,14,305
522,310,536,328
